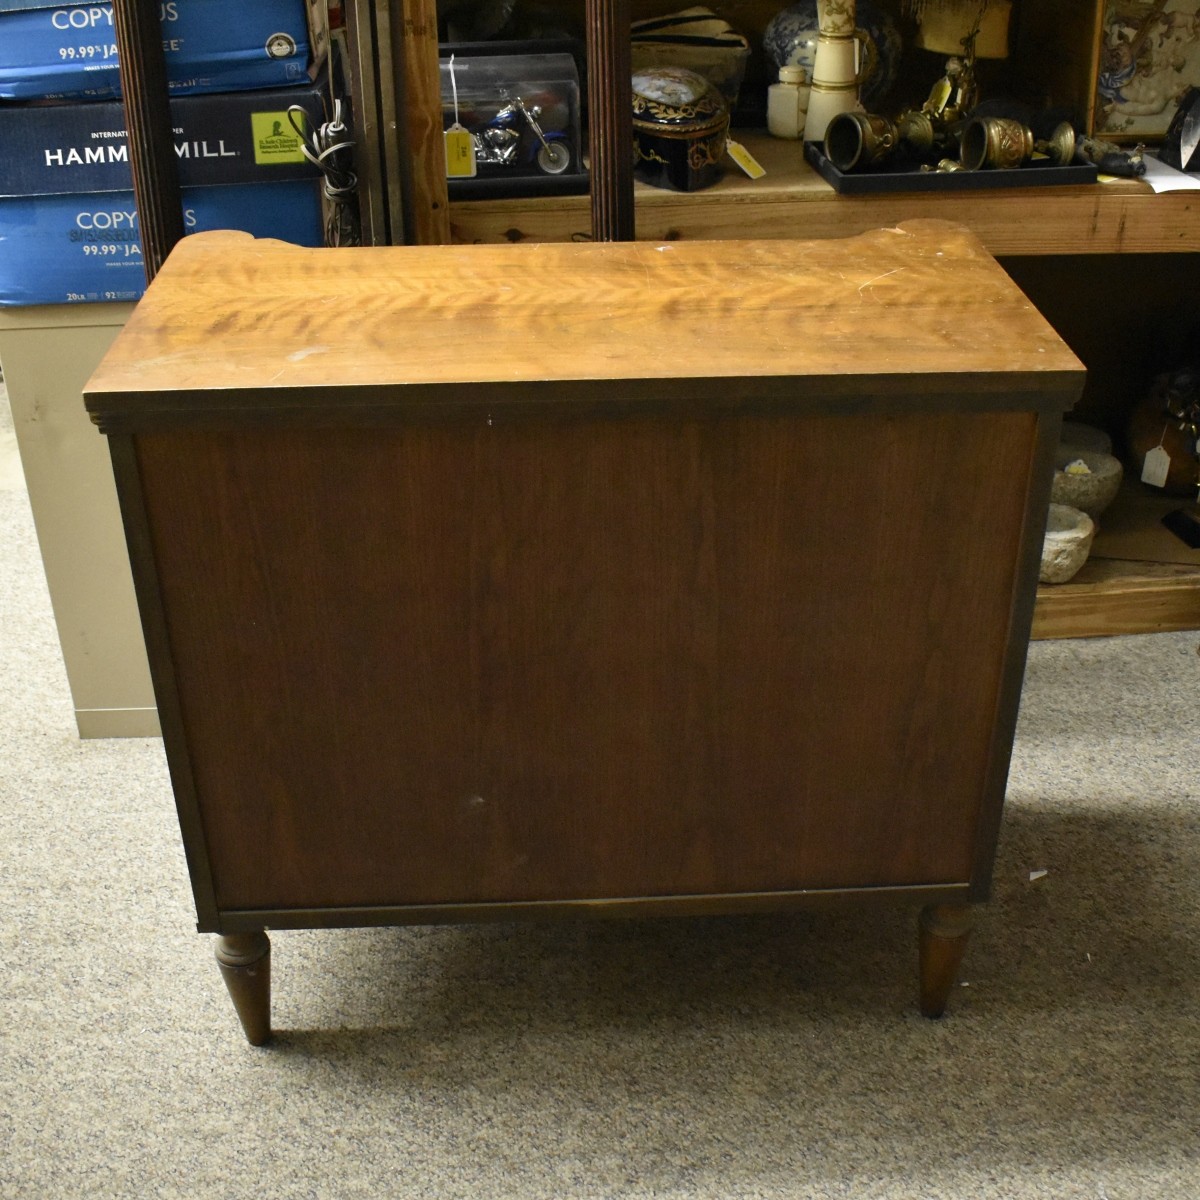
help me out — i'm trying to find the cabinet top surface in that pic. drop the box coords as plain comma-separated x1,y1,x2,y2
85,220,1082,417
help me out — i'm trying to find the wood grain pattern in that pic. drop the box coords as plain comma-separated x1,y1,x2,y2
1033,559,1200,638
88,226,1082,1028
133,406,1038,911
85,221,1081,419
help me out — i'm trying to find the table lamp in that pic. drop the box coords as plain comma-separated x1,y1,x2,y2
907,0,1012,123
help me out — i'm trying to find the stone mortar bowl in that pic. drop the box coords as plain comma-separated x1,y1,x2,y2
1040,503,1096,584
1050,447,1123,520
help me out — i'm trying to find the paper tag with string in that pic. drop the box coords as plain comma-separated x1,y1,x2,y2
1141,423,1171,487
444,55,476,178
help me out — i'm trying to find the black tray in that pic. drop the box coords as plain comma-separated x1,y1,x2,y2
805,141,1099,193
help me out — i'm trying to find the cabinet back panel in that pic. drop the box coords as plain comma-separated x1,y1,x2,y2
135,408,1035,911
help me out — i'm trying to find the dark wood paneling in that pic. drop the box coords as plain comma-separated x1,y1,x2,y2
135,407,1035,912
586,0,635,241
106,435,219,928
112,0,185,280
388,0,450,243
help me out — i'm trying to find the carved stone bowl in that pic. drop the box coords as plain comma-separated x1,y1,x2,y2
1040,503,1096,584
1050,448,1124,520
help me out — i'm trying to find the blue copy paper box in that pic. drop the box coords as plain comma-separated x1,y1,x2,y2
1,183,323,304
0,86,327,306
0,0,324,100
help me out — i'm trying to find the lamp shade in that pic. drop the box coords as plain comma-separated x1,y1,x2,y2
914,0,1012,58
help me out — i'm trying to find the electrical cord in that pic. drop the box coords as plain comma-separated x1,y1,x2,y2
288,98,361,247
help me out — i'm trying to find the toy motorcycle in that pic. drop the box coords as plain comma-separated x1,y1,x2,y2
474,93,573,174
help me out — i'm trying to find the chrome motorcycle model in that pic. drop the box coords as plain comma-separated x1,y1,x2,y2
474,93,573,174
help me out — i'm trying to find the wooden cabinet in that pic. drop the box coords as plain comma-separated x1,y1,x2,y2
85,223,1081,1040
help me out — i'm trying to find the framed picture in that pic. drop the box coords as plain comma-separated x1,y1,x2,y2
1095,0,1200,140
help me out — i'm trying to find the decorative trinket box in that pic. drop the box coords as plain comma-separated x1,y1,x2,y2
632,65,729,192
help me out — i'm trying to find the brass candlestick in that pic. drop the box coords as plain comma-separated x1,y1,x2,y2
1038,121,1077,166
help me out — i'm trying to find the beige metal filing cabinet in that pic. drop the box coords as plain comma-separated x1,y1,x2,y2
0,303,158,738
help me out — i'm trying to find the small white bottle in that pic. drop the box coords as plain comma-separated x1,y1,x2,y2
767,65,810,140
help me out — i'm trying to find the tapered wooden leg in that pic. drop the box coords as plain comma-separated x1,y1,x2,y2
215,932,271,1045
918,904,973,1018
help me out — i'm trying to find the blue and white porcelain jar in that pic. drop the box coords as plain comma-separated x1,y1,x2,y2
763,0,901,110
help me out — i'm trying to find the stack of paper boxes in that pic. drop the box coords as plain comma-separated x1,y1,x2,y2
0,0,332,305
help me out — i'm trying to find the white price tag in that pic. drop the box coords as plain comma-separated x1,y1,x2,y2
1142,444,1171,488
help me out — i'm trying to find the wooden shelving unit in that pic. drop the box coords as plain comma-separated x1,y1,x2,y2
447,130,1200,255
447,132,1200,639
1033,484,1200,639
112,0,1200,641
1032,558,1200,639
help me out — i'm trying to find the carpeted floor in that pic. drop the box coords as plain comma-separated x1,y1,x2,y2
2,384,1199,1199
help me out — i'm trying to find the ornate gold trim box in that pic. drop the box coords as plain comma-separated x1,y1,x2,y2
632,65,729,191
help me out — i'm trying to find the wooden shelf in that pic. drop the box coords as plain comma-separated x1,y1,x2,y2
1033,558,1200,638
1032,484,1200,638
448,130,1200,255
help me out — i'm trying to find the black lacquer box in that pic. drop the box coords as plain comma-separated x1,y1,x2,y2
632,66,729,192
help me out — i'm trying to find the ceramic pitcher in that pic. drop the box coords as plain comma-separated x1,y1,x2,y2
804,0,865,143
